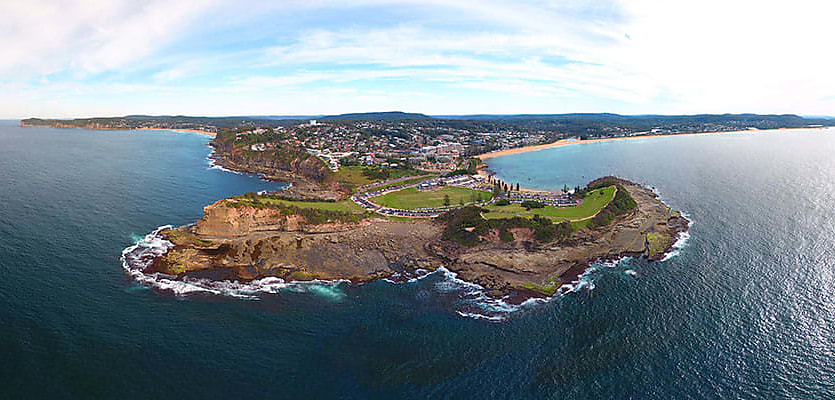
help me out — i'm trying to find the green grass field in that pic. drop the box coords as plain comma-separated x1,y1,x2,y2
334,166,424,189
256,198,366,213
483,186,616,222
371,186,492,210
362,175,435,193
332,166,375,187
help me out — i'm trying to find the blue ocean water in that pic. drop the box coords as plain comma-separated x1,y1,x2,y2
2,122,835,399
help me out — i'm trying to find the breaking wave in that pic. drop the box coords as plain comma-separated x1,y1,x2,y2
559,256,633,294
645,185,694,262
206,155,244,175
122,227,652,321
386,267,562,322
121,226,346,300
661,212,694,261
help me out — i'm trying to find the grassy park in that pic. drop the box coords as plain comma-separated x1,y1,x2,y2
371,186,492,210
231,194,366,213
483,186,616,222
361,175,435,193
257,197,366,213
333,166,423,189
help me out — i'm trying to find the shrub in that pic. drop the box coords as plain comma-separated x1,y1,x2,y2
498,227,514,242
587,183,637,229
437,206,490,246
437,209,573,246
521,200,545,210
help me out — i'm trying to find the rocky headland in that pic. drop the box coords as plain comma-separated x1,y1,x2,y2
150,177,688,300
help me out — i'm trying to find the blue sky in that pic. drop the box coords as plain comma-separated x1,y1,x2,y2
1,0,833,118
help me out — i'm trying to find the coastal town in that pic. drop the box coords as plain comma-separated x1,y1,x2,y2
24,111,692,304
24,112,833,176
232,119,502,173
220,113,831,173
24,113,830,223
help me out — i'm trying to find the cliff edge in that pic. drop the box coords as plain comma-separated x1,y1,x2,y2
149,178,688,300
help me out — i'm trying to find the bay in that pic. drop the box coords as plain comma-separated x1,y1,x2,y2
2,121,834,399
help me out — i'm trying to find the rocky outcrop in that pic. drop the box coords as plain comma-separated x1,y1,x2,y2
214,148,331,184
155,179,689,300
156,219,443,281
194,199,364,237
209,131,334,189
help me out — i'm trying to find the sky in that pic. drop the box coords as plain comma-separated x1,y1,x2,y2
1,0,834,118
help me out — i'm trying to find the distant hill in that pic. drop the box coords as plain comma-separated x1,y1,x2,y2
435,113,814,123
21,112,835,135
319,111,434,121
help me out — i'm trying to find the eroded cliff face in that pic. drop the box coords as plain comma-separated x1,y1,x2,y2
209,131,333,188
156,180,689,300
194,199,363,237
156,218,443,282
427,181,690,297
220,148,331,183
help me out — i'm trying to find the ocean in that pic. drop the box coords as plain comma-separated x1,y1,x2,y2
1,121,834,399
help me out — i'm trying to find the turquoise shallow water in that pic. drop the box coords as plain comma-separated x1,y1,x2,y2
1,122,835,398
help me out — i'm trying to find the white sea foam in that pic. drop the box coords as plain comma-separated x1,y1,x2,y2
566,266,598,292
207,161,244,175
660,213,694,261
624,269,638,277
641,184,694,262
204,147,246,175
121,226,345,300
435,267,552,321
559,256,633,293
123,228,636,320
456,311,505,321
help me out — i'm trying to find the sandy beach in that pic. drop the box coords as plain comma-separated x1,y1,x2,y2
475,127,820,160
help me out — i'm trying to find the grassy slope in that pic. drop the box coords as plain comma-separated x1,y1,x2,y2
362,175,435,193
333,166,424,189
257,197,367,213
332,166,375,187
484,186,616,222
371,186,492,210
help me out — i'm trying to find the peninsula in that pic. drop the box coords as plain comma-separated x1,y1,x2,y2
134,124,687,300
25,113,699,299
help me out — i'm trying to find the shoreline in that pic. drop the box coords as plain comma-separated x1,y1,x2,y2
18,121,216,137
136,177,689,305
136,127,216,137
476,127,826,160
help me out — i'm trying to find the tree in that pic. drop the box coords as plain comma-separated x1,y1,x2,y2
444,194,451,206
493,183,503,196
521,200,546,210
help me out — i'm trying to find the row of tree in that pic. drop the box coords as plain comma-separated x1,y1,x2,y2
486,175,520,196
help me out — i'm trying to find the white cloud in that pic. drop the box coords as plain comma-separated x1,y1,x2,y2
1,0,834,117
0,0,221,76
